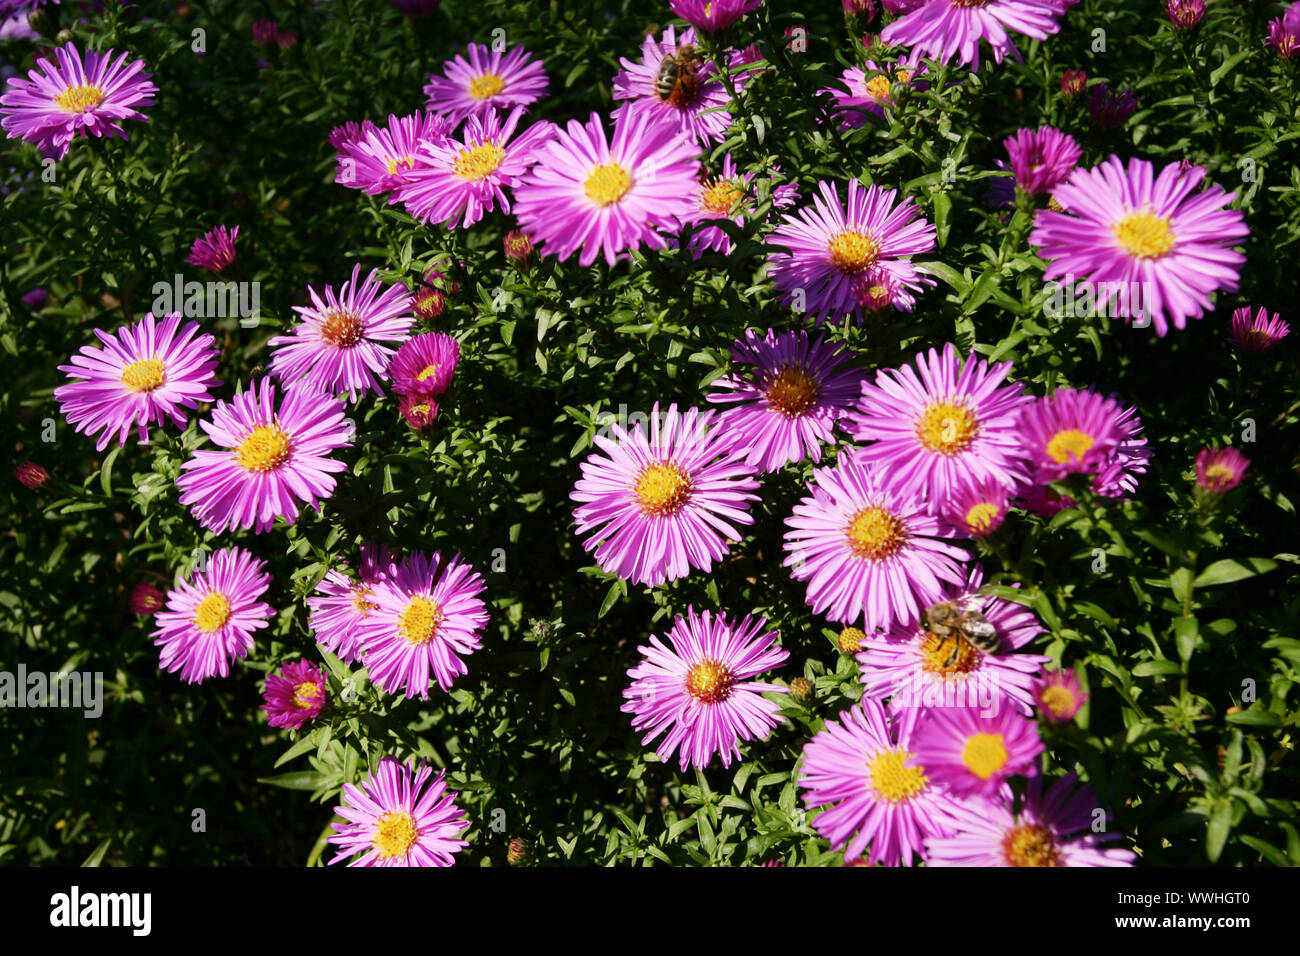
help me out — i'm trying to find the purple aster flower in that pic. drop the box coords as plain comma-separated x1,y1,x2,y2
571,403,760,587
1,42,157,159
328,118,376,152
784,453,968,634
822,54,927,129
1004,126,1080,197
612,25,735,147
268,264,416,402
354,550,489,700
176,379,352,534
185,224,239,274
261,659,328,729
54,312,221,452
1166,0,1204,30
423,42,549,125
251,19,278,45
1229,306,1290,353
328,757,469,867
399,393,439,431
151,547,274,684
21,287,48,309
307,543,396,665
1195,445,1250,493
1084,83,1138,129
1015,388,1128,484
767,178,936,325
942,479,1013,537
513,107,700,267
1029,155,1249,337
1060,68,1087,95
1091,401,1148,498
334,111,448,196
679,153,798,258
799,698,963,866
670,0,762,32
925,772,1136,866
389,332,459,398
880,0,1068,72
913,704,1044,797
1033,667,1087,722
621,606,789,771
1267,4,1300,57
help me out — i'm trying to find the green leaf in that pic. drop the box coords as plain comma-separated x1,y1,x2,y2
1225,706,1282,727
81,837,112,867
1205,801,1232,862
1132,660,1181,677
1169,567,1194,607
1193,558,1277,588
258,771,333,791
98,445,121,496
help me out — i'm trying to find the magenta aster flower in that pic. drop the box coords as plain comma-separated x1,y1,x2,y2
389,332,459,397
1195,445,1250,493
176,379,352,534
334,111,448,196
1004,126,1080,197
1166,0,1204,30
621,606,789,771
251,19,278,45
925,772,1136,866
1267,5,1300,58
1016,482,1076,517
1060,68,1086,95
798,698,962,866
328,118,376,152
783,454,968,633
571,403,760,587
423,42,549,125
612,25,734,146
942,479,1012,537
391,107,553,228
268,264,415,402
504,228,535,265
1,42,157,159
858,567,1047,716
879,0,1067,72
513,108,700,267
670,0,762,32
1015,388,1128,484
1030,156,1248,337
261,659,328,729
767,178,936,325
151,547,273,684
399,393,439,431
1229,306,1290,353
705,328,864,473
1091,401,1148,498
680,154,798,258
848,343,1029,504
130,581,165,616
55,312,222,453
355,550,489,700
185,224,239,274
822,54,927,129
307,544,395,665
1084,83,1138,129
913,705,1044,797
14,460,50,491
1033,667,1087,722
328,757,469,867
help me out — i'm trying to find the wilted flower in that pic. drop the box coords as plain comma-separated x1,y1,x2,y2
1085,83,1138,129
1060,69,1086,95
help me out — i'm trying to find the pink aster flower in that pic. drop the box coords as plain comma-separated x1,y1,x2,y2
705,328,864,473
261,659,328,729
176,379,352,534
571,403,760,587
798,698,962,866
389,332,459,397
1033,667,1087,722
513,107,700,267
925,772,1136,866
621,606,789,771
307,544,395,665
822,54,927,129
391,107,553,228
328,757,469,867
612,25,734,146
1,42,157,160
151,547,274,684
783,454,968,634
670,0,762,32
1003,126,1080,197
54,312,222,452
879,0,1068,72
1229,306,1290,353
268,264,416,402
355,550,489,700
858,566,1048,716
913,704,1044,797
679,154,798,258
334,110,448,196
130,581,165,616
767,178,936,325
328,118,376,152
185,225,239,274
251,19,278,45
1015,388,1128,484
848,343,1029,504
1091,401,1148,498
1195,445,1250,493
399,393,439,431
1031,156,1249,337
423,42,549,125
942,479,1012,537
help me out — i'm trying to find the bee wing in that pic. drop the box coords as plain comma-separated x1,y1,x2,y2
963,619,998,640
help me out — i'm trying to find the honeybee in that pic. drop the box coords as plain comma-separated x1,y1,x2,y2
922,595,999,670
654,45,701,106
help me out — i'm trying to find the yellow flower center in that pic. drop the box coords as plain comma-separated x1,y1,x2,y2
584,162,633,206
468,73,505,100
292,681,321,709
964,501,1001,534
916,401,980,455
1113,208,1176,259
845,506,906,561
634,461,692,517
192,591,232,634
320,309,365,348
1047,195,1064,212
1045,428,1095,465
398,596,444,646
1203,463,1235,486
860,283,892,310
236,424,292,473
685,658,734,704
1001,823,1061,867
961,732,1010,779
827,230,880,274
700,178,745,215
120,357,166,393
453,142,506,181
838,627,866,653
863,74,892,101
416,364,439,382
763,364,821,417
371,810,419,860
1040,685,1078,718
895,69,913,83
867,748,928,803
55,83,105,113
919,630,982,674
385,155,414,176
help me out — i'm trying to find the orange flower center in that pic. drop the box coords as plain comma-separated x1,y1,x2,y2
763,364,820,417
320,309,365,348
828,230,880,274
685,659,734,703
1002,823,1061,867
845,506,906,560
